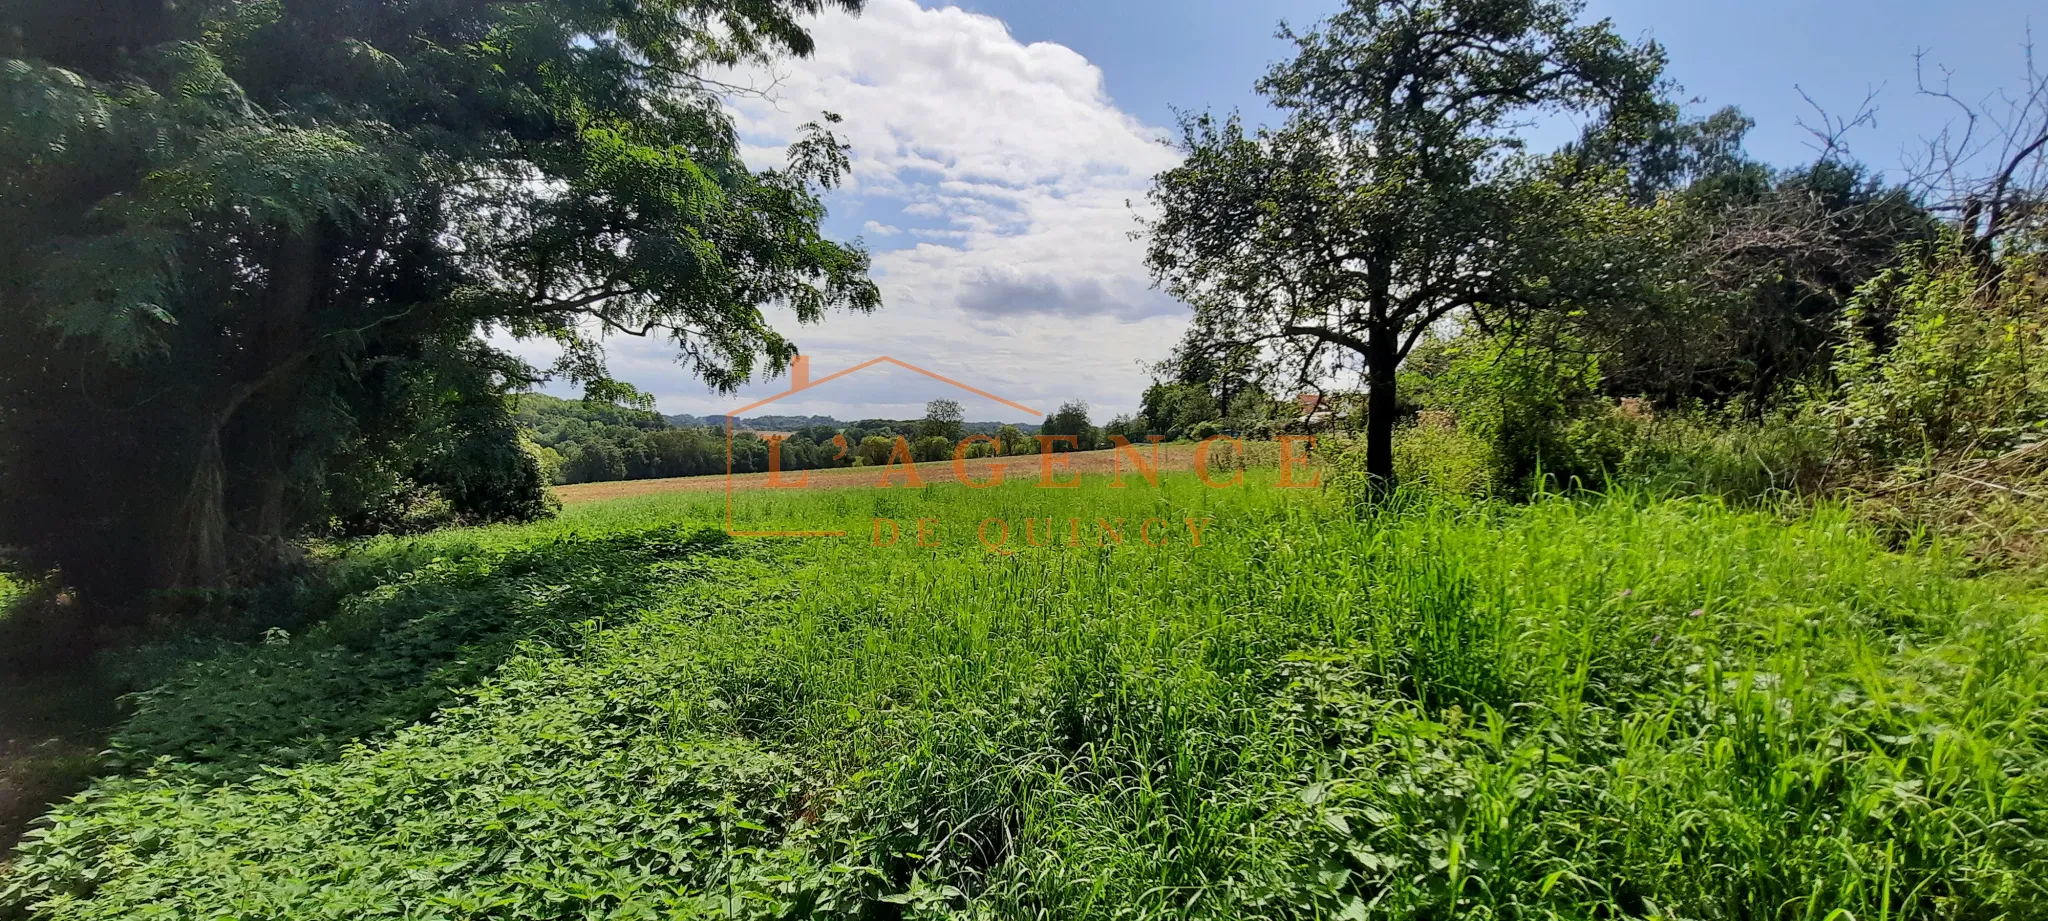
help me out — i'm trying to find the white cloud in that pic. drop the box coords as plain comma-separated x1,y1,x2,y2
515,0,1188,422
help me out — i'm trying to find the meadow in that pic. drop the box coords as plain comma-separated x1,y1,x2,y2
3,472,2046,919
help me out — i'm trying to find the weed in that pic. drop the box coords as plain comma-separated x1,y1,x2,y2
5,476,2046,919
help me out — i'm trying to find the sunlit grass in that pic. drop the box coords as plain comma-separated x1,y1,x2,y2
0,574,21,622
7,474,2046,919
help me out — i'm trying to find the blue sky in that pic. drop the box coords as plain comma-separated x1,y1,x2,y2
957,0,2042,172
516,0,2040,424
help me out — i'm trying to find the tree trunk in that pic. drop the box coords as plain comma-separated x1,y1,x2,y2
1366,321,1398,494
159,430,229,592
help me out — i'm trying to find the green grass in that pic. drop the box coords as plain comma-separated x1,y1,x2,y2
4,474,2046,919
0,575,22,623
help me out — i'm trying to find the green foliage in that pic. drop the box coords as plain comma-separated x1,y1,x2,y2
1137,381,1220,440
323,344,561,537
1147,0,1666,483
1584,158,1936,410
1833,236,2048,466
517,394,855,485
109,527,731,781
8,476,2047,918
1397,326,1842,502
0,0,878,603
1609,412,1836,500
856,436,896,467
919,400,965,443
1041,401,1098,451
1390,426,1498,499
911,435,953,464
994,424,1027,457
1404,332,1628,491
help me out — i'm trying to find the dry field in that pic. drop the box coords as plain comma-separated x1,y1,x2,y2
551,443,1216,505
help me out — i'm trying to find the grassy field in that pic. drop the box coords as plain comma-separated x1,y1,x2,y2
3,473,2046,918
548,443,1217,505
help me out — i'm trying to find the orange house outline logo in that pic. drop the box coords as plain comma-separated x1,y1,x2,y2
723,355,1042,538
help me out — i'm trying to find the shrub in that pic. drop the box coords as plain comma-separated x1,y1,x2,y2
1832,234,2048,468
1391,425,1497,497
1404,332,1620,492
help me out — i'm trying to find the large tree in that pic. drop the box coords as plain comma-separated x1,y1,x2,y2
0,0,879,607
1561,107,1936,410
1144,0,1664,487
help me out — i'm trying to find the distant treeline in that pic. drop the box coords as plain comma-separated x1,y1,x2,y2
665,412,1035,436
520,395,1049,485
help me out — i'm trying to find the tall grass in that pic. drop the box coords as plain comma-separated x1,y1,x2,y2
5,474,2045,919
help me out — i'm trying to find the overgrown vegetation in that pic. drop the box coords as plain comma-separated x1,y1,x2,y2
5,0,2048,915
0,0,876,607
7,475,2047,918
1129,0,2045,558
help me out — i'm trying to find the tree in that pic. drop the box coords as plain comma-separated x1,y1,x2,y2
1905,40,2048,269
920,399,965,443
1543,100,1939,412
1042,401,1097,452
1163,324,1261,421
1139,382,1220,440
1145,0,1664,488
912,435,952,463
995,424,1027,456
857,436,896,467
0,0,879,606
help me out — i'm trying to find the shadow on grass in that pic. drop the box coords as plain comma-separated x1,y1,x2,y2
0,573,124,857
102,525,732,782
0,666,123,861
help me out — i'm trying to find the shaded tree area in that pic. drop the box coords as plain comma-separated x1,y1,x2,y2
0,0,880,611
1557,108,1938,410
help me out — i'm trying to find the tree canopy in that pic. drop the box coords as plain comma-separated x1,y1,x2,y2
1145,0,1666,485
0,0,879,606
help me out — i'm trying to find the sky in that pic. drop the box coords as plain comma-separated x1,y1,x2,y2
511,0,2041,423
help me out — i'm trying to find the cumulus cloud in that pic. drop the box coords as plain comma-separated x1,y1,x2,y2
515,0,1190,420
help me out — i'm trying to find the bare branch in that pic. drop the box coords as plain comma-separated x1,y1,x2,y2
1793,83,1881,164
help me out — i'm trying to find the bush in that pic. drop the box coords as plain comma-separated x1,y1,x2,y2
1392,425,1497,497
1832,234,2048,468
857,436,896,467
1404,332,1621,492
1803,235,2048,571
